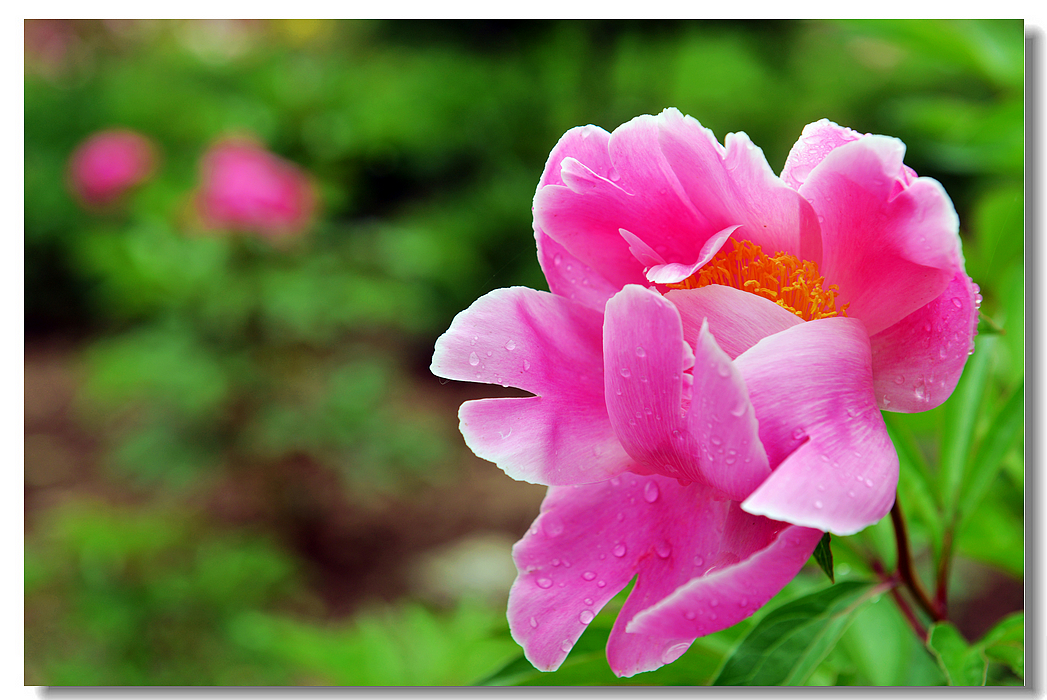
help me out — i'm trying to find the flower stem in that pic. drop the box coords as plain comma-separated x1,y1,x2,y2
871,560,927,641
890,496,944,622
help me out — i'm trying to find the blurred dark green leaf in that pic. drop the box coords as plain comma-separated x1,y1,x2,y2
927,622,987,686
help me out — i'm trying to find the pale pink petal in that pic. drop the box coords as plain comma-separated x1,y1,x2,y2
666,285,803,359
799,136,962,336
602,285,698,482
623,511,822,642
618,227,667,267
432,287,631,485
645,225,740,285
535,230,619,312
507,472,816,677
780,119,865,191
734,318,898,535
685,320,771,501
603,286,768,500
870,270,981,412
656,110,823,264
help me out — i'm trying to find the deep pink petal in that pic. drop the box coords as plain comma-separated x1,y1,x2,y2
800,136,962,336
734,318,898,535
535,230,619,312
533,111,723,291
507,472,816,677
432,287,631,484
657,110,823,264
685,320,771,501
624,512,821,642
666,285,803,360
537,124,614,188
645,225,740,285
871,270,981,412
780,119,865,191
602,285,697,482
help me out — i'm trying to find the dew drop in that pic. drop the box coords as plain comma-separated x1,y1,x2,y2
597,580,606,588
716,363,730,377
584,597,593,605
530,616,538,628
579,610,595,625
582,571,596,581
551,558,561,567
655,541,672,559
710,598,719,607
661,643,690,665
848,490,856,498
865,478,874,487
612,543,627,558
814,500,823,509
620,367,632,378
545,515,565,537
894,375,905,385
468,352,480,366
739,597,748,607
486,350,493,357
791,427,806,440
684,610,696,620
470,336,477,345
635,346,646,357
643,481,660,503
536,577,553,589
505,340,516,351
553,254,563,266
951,297,963,309
560,639,572,653
730,402,746,417
710,435,723,446
693,555,705,567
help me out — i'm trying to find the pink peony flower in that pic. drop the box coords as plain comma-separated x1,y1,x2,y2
195,137,316,237
431,109,979,677
67,129,157,208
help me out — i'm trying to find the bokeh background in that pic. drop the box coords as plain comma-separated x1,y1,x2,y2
24,19,1024,686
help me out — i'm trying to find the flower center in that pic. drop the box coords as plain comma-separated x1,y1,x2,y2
666,239,847,322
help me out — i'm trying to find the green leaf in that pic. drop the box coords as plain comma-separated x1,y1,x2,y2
812,533,834,583
713,581,887,686
927,622,987,685
885,416,943,551
958,379,1024,521
980,612,1023,680
940,335,997,523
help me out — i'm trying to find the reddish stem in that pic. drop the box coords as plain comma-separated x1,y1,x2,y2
890,497,944,622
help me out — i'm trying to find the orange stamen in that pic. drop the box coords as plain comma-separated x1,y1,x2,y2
666,240,848,322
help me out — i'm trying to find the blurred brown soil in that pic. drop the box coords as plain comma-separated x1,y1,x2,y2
24,337,546,619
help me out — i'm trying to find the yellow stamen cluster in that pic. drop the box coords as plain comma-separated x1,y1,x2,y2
667,240,847,322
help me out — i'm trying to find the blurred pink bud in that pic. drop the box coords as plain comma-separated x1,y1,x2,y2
195,138,317,237
68,129,157,208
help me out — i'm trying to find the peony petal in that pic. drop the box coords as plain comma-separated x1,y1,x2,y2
623,511,822,642
780,119,865,191
666,285,803,359
602,285,698,482
507,472,814,677
656,110,823,264
533,111,722,291
734,318,898,535
537,123,615,188
686,320,771,501
432,287,631,485
870,270,981,412
535,229,620,312
799,135,962,336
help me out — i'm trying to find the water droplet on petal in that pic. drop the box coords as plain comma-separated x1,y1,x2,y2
710,598,719,607
661,643,690,665
620,367,632,378
730,402,746,417
536,577,553,589
655,541,672,559
597,580,606,588
952,297,963,308
544,515,565,537
865,478,874,487
684,610,696,620
560,639,572,653
523,359,531,371
584,597,593,605
468,352,480,366
612,543,627,558
635,346,646,357
814,500,823,509
551,558,560,567
693,555,705,567
894,375,905,385
505,340,516,351
717,363,730,377
582,571,596,581
643,481,660,503
579,610,595,625
791,427,806,440
553,254,563,266
710,435,723,446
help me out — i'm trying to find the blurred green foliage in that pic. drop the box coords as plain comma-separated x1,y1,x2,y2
25,19,1023,686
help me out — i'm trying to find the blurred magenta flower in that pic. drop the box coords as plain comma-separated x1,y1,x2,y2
68,128,157,208
195,137,316,238
431,109,979,677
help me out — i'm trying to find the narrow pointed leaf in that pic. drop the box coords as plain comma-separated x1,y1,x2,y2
812,533,834,583
958,379,1024,522
713,581,887,686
